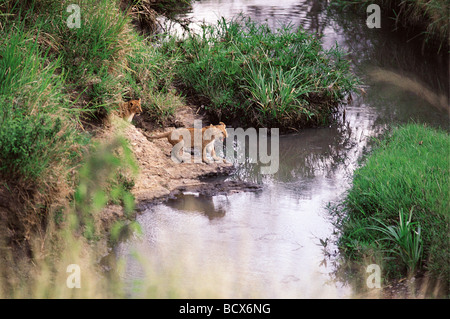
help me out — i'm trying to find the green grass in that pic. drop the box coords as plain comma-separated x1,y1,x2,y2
0,17,75,184
39,0,179,121
0,0,183,182
166,16,358,129
367,208,423,276
333,124,449,284
0,0,184,249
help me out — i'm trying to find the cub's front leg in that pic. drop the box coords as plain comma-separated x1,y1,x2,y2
171,139,189,163
202,144,213,164
210,144,224,163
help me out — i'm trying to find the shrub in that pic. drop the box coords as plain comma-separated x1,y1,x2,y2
170,16,358,128
0,112,70,183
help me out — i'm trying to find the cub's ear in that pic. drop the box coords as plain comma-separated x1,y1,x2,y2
219,122,226,127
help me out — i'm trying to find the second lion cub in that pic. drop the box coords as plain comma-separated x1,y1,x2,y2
119,98,142,122
145,122,228,163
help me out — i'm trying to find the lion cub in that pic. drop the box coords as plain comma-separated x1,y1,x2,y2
145,122,228,164
119,99,142,122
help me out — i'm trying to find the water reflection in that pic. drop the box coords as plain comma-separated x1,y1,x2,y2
166,193,227,219
325,6,449,123
176,0,331,36
232,121,357,183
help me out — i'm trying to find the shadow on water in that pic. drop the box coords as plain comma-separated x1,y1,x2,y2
115,0,449,298
166,193,227,220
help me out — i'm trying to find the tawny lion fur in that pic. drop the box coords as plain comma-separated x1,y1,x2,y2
144,122,228,163
119,99,142,122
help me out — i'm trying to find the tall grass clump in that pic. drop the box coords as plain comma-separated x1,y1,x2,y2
333,124,449,286
43,0,136,120
14,0,181,123
57,0,183,123
168,16,358,129
0,0,132,123
126,35,184,124
0,17,78,185
0,9,86,262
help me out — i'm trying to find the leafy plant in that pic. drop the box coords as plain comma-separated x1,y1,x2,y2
73,137,138,240
0,112,70,183
367,208,423,275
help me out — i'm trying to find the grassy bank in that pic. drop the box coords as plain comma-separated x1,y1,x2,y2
332,124,449,292
0,0,183,233
0,0,184,296
330,0,449,51
164,16,358,129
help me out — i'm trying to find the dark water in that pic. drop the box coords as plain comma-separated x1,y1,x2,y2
115,1,449,298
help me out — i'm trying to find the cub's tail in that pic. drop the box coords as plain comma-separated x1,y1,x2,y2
143,131,171,140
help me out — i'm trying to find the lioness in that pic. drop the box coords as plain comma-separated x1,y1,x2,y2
145,122,228,163
119,99,142,122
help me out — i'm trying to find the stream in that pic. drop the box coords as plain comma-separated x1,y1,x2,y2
114,0,449,298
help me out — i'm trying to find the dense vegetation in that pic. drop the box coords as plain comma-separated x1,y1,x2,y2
0,0,183,241
4,0,446,298
0,0,183,296
332,124,449,290
166,16,357,128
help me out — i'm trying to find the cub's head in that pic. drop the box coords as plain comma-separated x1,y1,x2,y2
122,98,142,122
129,98,142,115
215,122,228,141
